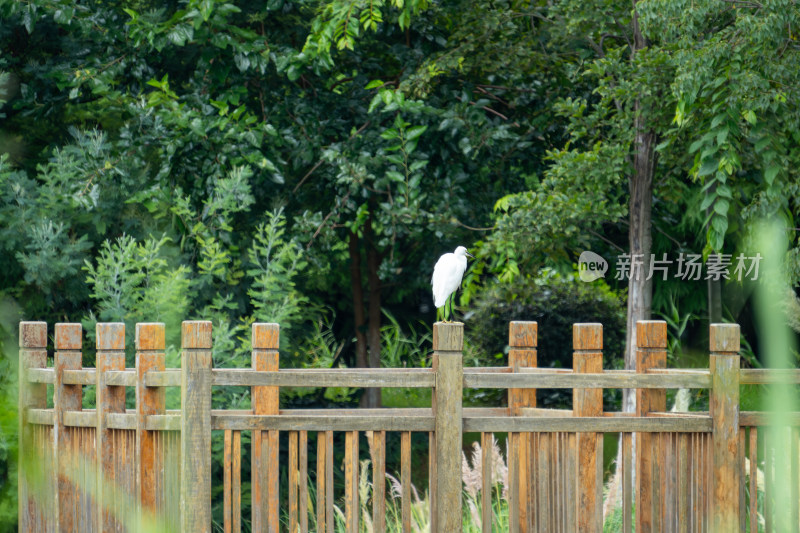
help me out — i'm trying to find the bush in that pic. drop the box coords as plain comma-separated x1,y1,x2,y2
466,269,626,409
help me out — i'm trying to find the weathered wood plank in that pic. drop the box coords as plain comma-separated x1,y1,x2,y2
289,431,298,533
18,322,48,533
463,371,710,389
710,323,740,532
325,431,334,533
180,320,213,533
316,431,326,532
622,432,632,533
27,367,55,384
573,323,603,533
635,320,667,533
739,412,800,426
463,416,711,433
749,428,757,533
251,322,279,533
54,323,83,533
739,368,800,384
96,323,126,533
224,430,233,533
401,431,411,533
61,369,97,385
136,323,166,515
508,321,536,533
345,432,360,533
481,432,492,533
213,368,435,388
433,321,463,533
215,414,435,432
371,431,386,533
299,431,308,533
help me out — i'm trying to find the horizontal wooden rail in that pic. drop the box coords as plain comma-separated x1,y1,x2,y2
463,371,711,389
739,369,800,384
62,369,96,385
464,416,713,432
105,370,136,386
26,368,54,384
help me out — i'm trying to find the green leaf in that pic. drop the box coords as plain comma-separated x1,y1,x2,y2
406,125,427,141
713,199,729,216
743,110,757,125
697,158,719,177
764,165,779,185
365,79,384,90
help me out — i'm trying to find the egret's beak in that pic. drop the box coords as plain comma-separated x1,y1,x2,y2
466,252,475,259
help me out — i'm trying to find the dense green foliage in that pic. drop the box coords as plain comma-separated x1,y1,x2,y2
2,0,800,529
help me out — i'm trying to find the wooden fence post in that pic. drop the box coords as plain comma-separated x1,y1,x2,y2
635,320,667,533
136,323,165,515
433,321,463,533
181,321,212,533
54,323,83,533
573,323,604,533
251,323,280,533
709,323,740,532
18,322,48,532
96,323,126,532
509,321,537,533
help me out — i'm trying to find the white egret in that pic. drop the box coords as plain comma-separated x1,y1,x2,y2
431,246,474,321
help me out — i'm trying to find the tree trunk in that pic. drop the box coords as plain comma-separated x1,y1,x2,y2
363,215,382,407
623,3,656,415
349,231,368,372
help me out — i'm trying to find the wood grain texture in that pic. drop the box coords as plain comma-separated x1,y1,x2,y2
299,431,308,533
325,431,334,533
316,431,327,532
18,322,48,533
224,431,242,533
345,431,359,533
463,371,709,389
55,323,83,533
251,323,279,533
481,433,492,533
371,431,386,533
401,432,411,533
749,428,757,533
573,323,603,533
622,432,632,533
180,321,212,533
635,320,667,533
432,322,463,533
710,323,740,532
289,431,299,533
96,323,126,533
508,321,536,533
135,323,166,515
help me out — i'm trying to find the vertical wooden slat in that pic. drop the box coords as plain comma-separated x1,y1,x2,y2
481,432,492,533
509,321,537,533
233,431,241,533
345,431,359,533
289,431,299,533
55,323,83,533
299,431,308,533
96,323,126,533
565,432,576,533
622,432,633,533
251,323,280,533
749,428,757,533
432,322,463,533
791,427,799,533
429,430,437,533
509,431,519,533
765,428,772,533
180,320,212,533
679,433,689,533
316,432,326,531
635,320,667,533
537,432,550,533
136,323,165,518
372,431,386,533
224,431,232,533
19,322,48,532
739,428,747,533
573,323,603,533
710,323,741,532
401,431,412,533
325,431,334,533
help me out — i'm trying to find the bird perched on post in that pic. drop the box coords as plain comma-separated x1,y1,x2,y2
431,246,474,322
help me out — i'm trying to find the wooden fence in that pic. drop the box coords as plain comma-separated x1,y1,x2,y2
16,319,800,532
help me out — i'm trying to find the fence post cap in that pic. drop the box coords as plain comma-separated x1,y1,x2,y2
252,323,280,349
709,323,740,353
96,323,125,350
433,322,463,352
181,321,212,349
136,323,166,350
19,321,47,348
55,323,82,350
573,323,603,350
509,321,537,347
636,320,667,349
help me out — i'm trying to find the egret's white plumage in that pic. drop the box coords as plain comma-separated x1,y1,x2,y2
431,246,472,308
